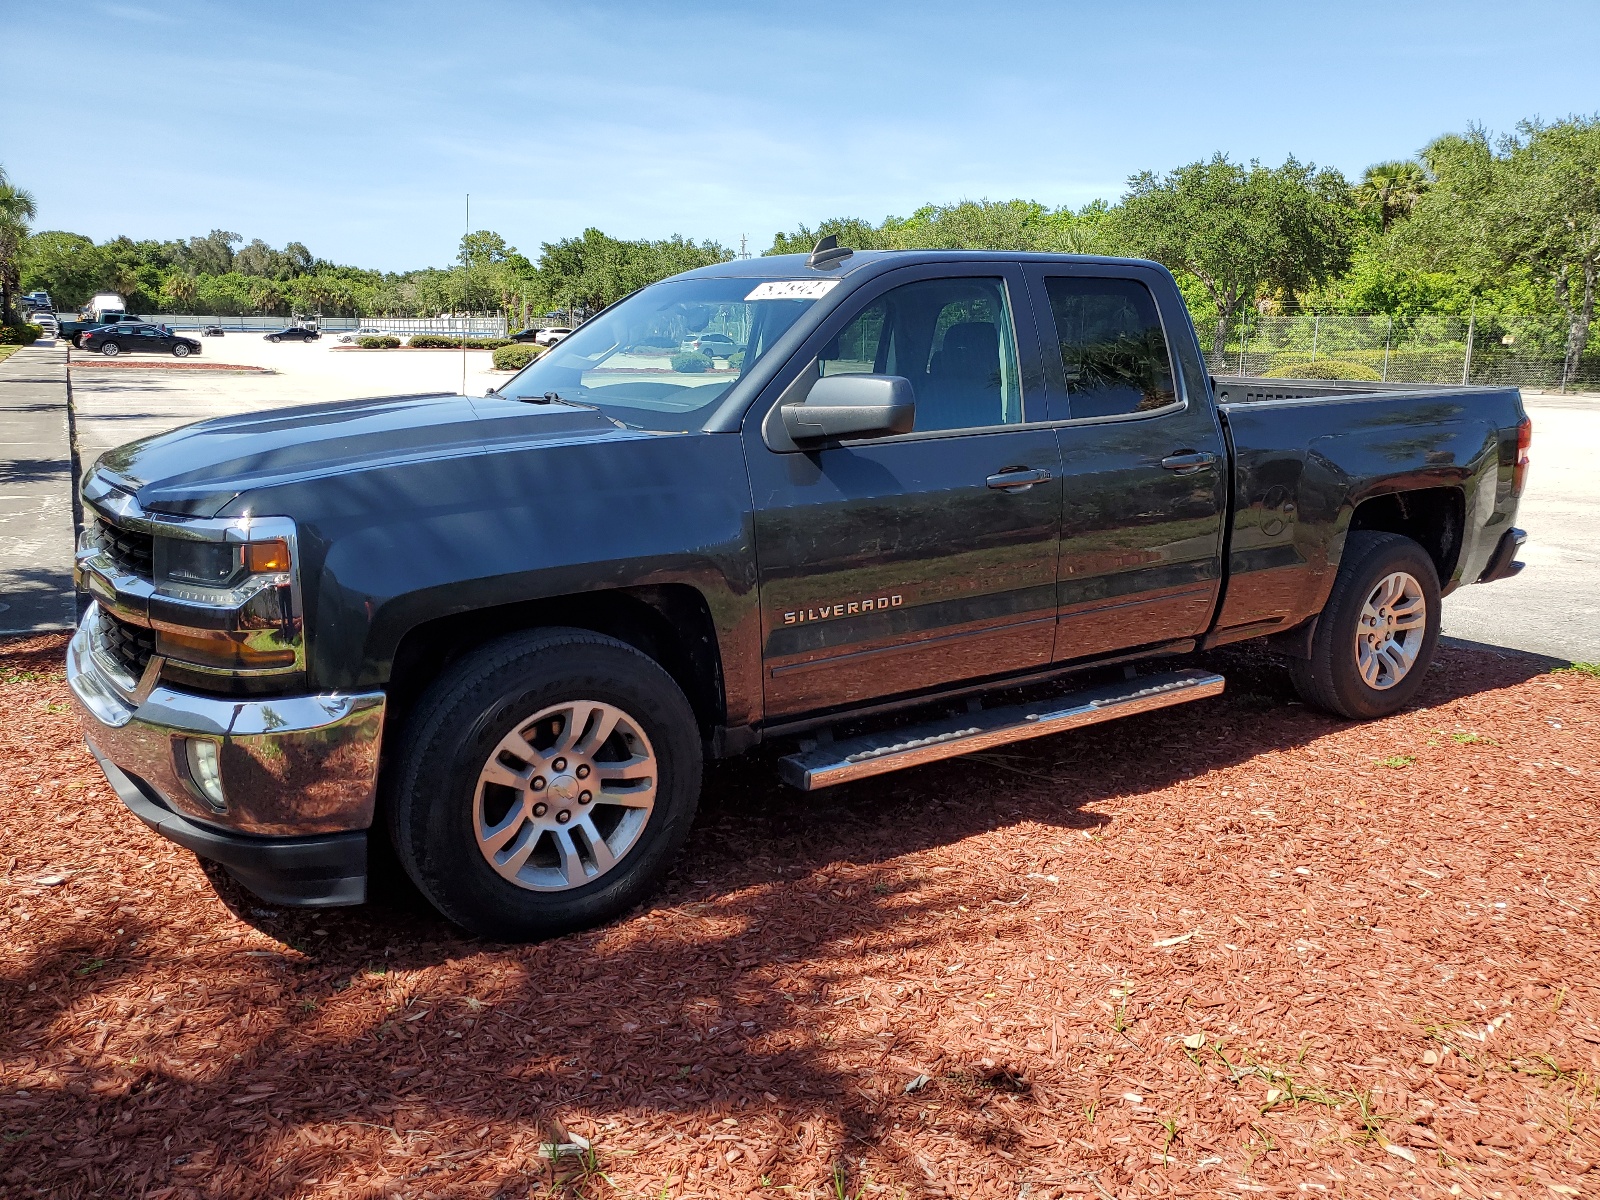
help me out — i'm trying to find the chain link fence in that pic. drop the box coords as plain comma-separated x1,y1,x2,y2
1198,312,1599,391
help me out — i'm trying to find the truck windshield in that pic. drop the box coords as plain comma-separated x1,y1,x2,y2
496,277,823,431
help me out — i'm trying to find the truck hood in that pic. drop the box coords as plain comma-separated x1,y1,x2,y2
92,392,637,518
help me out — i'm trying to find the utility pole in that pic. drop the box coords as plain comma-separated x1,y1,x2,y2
739,234,750,260
1461,298,1476,386
1382,316,1393,382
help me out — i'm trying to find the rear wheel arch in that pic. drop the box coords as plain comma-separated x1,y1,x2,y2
1340,486,1465,588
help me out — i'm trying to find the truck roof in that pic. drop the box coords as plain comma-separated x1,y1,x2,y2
679,249,1166,282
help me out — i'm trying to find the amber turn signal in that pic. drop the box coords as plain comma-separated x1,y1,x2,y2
246,539,291,573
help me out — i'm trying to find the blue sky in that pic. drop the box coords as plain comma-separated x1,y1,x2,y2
7,0,1598,272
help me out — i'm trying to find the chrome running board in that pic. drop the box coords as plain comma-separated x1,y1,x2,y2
778,668,1225,790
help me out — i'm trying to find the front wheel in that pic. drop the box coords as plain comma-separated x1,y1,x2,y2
100,341,119,357
172,343,190,357
268,335,281,343
1290,530,1441,719
388,628,703,940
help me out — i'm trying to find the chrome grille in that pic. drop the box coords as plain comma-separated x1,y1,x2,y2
89,512,154,579
95,607,155,680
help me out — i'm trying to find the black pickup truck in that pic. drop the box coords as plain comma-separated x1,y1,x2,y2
68,244,1531,940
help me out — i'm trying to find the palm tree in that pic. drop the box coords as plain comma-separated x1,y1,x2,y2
0,164,39,321
1355,160,1429,233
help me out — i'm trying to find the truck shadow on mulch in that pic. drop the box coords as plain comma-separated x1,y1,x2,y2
0,638,1568,1196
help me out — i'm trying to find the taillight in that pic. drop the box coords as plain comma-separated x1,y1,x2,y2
1512,416,1532,498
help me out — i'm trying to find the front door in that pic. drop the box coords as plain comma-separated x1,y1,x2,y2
747,266,1064,719
1022,265,1228,662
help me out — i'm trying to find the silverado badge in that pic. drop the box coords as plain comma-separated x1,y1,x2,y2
783,594,903,625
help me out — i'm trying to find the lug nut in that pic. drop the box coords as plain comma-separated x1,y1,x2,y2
579,790,592,804
575,764,590,779
552,757,567,772
556,810,571,824
531,776,546,791
532,802,547,817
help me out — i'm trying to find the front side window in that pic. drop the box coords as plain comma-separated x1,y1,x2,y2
498,277,822,432
1042,276,1177,419
817,276,1022,433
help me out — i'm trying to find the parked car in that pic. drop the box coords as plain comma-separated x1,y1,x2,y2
29,312,60,338
68,247,1530,941
21,290,52,312
338,327,388,344
535,326,572,346
201,325,226,337
680,332,740,358
81,322,202,358
265,326,320,343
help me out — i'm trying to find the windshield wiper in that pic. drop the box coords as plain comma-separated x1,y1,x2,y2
517,390,638,431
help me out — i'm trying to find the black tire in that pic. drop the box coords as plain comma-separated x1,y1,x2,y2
100,341,119,357
388,627,702,940
172,343,190,357
268,335,281,343
1290,530,1442,719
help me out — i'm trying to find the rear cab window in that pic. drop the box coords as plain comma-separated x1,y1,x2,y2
1036,275,1179,420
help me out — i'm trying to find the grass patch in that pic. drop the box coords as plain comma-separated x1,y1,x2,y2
1376,754,1416,768
1554,662,1600,677
0,344,23,364
1450,732,1495,745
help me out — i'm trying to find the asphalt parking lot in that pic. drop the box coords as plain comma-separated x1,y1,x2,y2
67,333,503,467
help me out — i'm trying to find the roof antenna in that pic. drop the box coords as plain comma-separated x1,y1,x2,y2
807,233,853,270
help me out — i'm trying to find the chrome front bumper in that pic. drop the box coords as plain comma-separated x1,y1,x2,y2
67,605,386,838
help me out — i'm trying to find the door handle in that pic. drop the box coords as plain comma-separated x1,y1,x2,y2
1160,450,1219,474
986,466,1053,491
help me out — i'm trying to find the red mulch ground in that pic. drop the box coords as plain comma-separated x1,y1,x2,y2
2,633,1597,1199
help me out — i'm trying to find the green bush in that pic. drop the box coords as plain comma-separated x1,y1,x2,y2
670,350,712,373
356,335,402,349
408,334,514,350
493,343,544,371
1262,358,1382,382
0,323,43,346
728,350,745,368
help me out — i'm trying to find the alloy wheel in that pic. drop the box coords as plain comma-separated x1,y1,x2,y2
473,700,658,892
1355,570,1426,689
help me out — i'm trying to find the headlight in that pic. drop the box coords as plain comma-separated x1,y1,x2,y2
149,527,302,674
155,537,290,588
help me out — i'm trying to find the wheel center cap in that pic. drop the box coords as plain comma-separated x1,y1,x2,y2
546,773,580,805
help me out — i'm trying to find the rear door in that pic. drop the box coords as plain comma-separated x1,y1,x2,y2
746,263,1064,719
1022,264,1228,662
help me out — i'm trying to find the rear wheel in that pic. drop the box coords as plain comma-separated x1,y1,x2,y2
388,628,702,940
1290,531,1441,719
100,341,119,357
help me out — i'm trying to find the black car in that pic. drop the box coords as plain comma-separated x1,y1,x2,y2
202,325,226,337
265,326,320,343
81,322,202,358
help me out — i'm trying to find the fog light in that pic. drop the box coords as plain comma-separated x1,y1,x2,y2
184,738,226,812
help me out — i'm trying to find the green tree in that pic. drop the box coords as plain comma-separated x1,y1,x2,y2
1396,118,1600,379
1113,154,1357,357
0,165,39,320
20,231,104,308
1354,160,1429,233
161,272,199,312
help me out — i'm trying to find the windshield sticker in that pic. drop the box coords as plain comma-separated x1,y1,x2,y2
745,280,841,301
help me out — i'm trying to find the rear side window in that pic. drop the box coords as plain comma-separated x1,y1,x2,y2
817,276,1023,433
1041,277,1177,419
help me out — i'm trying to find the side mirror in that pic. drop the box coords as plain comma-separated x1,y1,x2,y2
781,374,915,444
